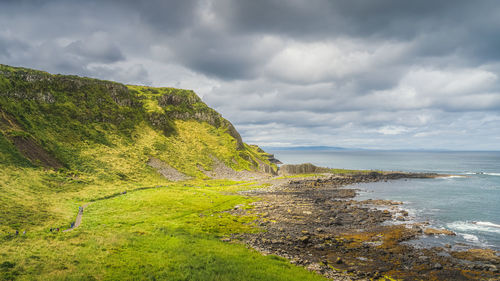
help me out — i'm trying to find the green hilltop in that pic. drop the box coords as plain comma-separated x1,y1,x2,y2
0,64,277,232
0,64,329,281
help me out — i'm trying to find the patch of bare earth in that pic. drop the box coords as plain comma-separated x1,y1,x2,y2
11,136,63,169
147,157,190,181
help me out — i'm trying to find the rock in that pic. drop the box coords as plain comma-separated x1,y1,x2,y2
299,236,310,243
423,228,456,236
483,264,498,272
433,263,443,270
418,256,429,262
452,248,500,263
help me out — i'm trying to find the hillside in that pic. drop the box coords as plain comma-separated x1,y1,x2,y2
0,64,276,234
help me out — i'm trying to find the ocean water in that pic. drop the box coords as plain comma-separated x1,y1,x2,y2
268,150,500,250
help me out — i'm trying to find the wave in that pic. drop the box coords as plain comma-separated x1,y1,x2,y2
474,221,500,228
447,221,500,234
461,233,479,242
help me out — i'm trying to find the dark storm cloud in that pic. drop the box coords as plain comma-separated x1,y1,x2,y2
65,33,125,64
1,0,500,149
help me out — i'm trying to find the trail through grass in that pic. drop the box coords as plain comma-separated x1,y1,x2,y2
0,180,327,281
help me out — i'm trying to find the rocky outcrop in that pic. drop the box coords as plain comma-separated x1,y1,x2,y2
423,228,456,236
248,145,282,165
278,163,330,175
231,175,499,280
156,91,244,149
0,65,139,108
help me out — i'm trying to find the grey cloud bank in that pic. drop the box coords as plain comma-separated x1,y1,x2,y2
1,0,499,150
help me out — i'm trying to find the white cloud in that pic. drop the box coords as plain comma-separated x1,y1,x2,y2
377,126,410,135
264,39,408,84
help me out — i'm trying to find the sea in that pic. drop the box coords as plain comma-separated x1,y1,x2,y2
267,149,500,251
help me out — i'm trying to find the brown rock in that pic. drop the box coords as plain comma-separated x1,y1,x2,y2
423,228,456,236
452,248,500,263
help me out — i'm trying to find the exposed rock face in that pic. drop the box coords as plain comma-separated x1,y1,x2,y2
157,92,200,106
266,154,282,164
147,157,189,181
0,67,139,108
157,91,244,149
278,163,330,175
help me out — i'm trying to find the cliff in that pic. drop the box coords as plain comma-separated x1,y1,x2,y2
0,64,280,232
0,64,277,177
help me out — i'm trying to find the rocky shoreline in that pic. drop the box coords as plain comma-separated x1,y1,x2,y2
228,173,499,280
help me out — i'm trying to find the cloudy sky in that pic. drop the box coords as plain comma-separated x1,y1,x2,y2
1,0,500,150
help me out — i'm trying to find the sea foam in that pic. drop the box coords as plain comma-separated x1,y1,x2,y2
475,221,500,229
447,221,500,234
461,233,480,242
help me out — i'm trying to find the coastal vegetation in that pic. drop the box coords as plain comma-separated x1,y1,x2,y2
1,65,498,281
0,65,322,280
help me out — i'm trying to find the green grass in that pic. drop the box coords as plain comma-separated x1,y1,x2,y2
0,181,326,281
0,64,320,280
0,64,275,233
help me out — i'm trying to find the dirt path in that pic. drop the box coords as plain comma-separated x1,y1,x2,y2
63,203,91,232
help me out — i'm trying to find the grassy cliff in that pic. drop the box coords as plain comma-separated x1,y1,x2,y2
0,65,325,281
0,64,276,234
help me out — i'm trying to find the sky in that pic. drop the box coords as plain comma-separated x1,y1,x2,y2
1,0,500,150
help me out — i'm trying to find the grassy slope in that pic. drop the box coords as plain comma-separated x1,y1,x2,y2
0,64,273,233
0,65,324,280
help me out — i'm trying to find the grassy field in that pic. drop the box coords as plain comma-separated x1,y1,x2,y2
0,180,327,281
0,65,324,280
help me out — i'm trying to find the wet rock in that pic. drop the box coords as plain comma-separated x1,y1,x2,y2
423,228,456,236
433,263,443,270
230,173,496,281
418,256,429,262
298,236,310,243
